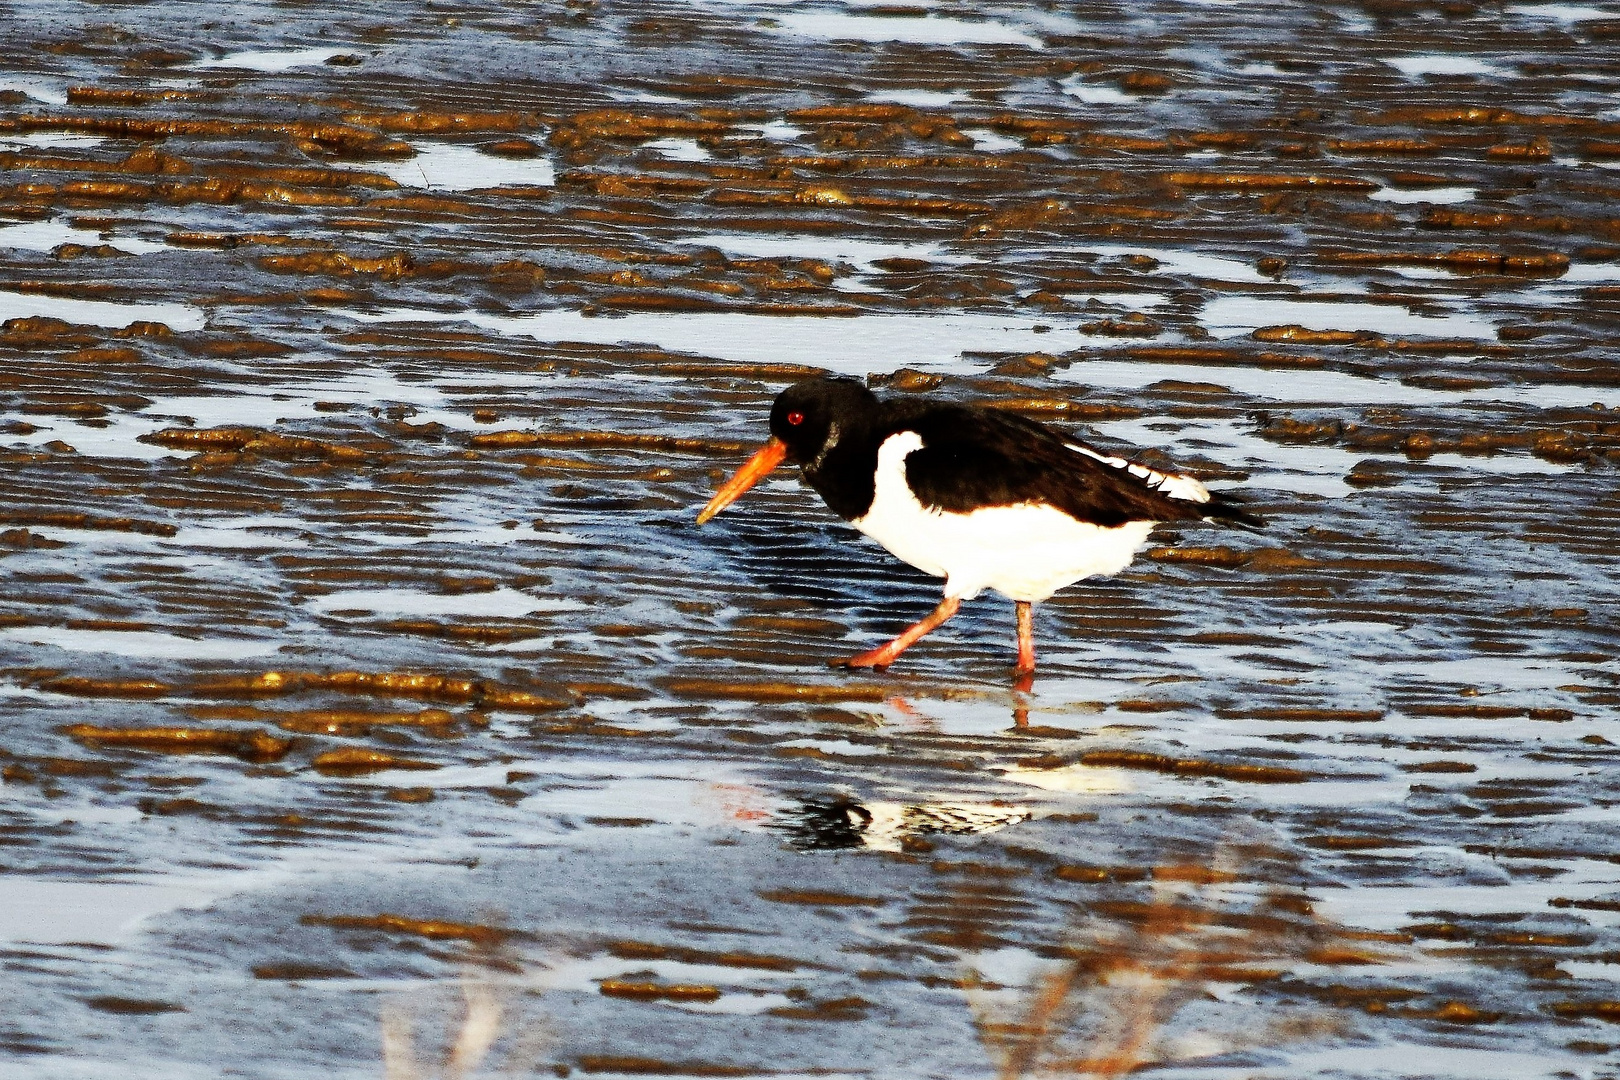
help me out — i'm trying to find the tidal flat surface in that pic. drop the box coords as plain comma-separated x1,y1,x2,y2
2,1,1619,1077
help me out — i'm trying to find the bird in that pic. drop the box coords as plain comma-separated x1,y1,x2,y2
696,376,1261,677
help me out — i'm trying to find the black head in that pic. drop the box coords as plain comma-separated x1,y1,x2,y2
769,377,878,467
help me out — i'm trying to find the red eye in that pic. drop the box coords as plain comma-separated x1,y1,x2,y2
786,411,805,426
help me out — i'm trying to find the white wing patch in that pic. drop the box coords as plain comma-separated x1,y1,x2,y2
1065,442,1210,503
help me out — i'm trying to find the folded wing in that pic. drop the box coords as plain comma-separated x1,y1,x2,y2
893,404,1261,528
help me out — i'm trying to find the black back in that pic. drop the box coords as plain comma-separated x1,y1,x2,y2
767,377,1260,529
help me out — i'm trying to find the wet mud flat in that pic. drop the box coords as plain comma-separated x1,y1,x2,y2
2,0,1620,1076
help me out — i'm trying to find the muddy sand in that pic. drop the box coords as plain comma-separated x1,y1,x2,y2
2,2,1620,1077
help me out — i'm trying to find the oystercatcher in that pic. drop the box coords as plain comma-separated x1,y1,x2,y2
697,377,1260,675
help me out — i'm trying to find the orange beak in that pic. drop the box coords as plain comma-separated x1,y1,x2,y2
697,436,788,524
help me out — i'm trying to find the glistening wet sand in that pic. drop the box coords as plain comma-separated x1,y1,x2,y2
2,1,1620,1076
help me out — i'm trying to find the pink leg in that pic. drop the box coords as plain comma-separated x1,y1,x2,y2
836,597,961,670
1015,601,1036,677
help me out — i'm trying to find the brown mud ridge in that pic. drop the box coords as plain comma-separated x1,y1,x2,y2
3,1,1620,1077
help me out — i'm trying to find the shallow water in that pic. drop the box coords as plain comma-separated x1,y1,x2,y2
3,1,1620,1077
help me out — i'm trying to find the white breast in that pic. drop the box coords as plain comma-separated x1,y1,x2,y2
849,432,1156,603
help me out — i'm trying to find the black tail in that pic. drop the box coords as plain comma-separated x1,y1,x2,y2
1202,489,1266,529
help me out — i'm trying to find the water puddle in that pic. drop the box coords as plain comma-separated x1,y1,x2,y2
866,90,968,109
1505,3,1617,21
0,365,517,462
769,11,1045,48
0,217,168,255
169,515,315,550
1200,295,1498,340
186,47,359,73
1368,185,1478,204
1059,77,1139,106
1076,243,1273,285
335,305,1077,374
485,758,784,832
1001,763,1135,795
1386,55,1515,79
0,77,67,105
304,587,584,618
0,132,107,150
641,137,711,162
1555,260,1620,283
0,290,206,331
0,625,281,660
675,232,981,285
372,141,555,191
739,119,809,142
963,127,1024,152
0,880,216,946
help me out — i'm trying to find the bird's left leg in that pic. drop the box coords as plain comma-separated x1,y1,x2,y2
1014,601,1036,677
836,597,961,670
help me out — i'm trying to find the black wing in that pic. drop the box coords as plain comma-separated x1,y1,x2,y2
891,403,1260,528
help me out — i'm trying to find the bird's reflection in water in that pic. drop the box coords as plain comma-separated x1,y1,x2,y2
772,796,1032,853
883,691,1035,733
882,694,939,734
770,798,872,851
1013,670,1034,721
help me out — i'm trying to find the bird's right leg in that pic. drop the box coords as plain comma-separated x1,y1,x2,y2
835,597,961,670
1014,601,1036,677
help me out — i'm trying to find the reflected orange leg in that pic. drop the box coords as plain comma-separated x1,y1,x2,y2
1015,600,1036,678
835,597,961,670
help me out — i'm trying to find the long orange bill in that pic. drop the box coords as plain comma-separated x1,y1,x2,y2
696,436,788,524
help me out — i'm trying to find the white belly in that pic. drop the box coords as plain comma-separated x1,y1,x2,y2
849,433,1156,603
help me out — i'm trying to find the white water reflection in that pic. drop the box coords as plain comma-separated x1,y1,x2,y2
0,78,67,105
1558,260,1620,282
538,952,798,1004
304,587,583,618
866,89,966,108
1157,1040,1620,1080
1060,77,1137,105
0,365,491,462
0,131,106,150
1201,295,1497,339
0,879,214,945
1003,763,1134,795
0,625,280,659
1505,3,1616,20
0,216,168,255
1084,243,1271,284
334,305,1078,374
373,141,555,191
0,290,205,331
741,119,809,142
964,127,1024,153
187,47,356,72
1387,266,1464,281
1368,185,1477,204
642,137,711,162
771,11,1045,48
675,231,979,273
1314,879,1617,933
1066,354,1608,409
486,757,784,831
1386,55,1514,79
172,515,313,550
